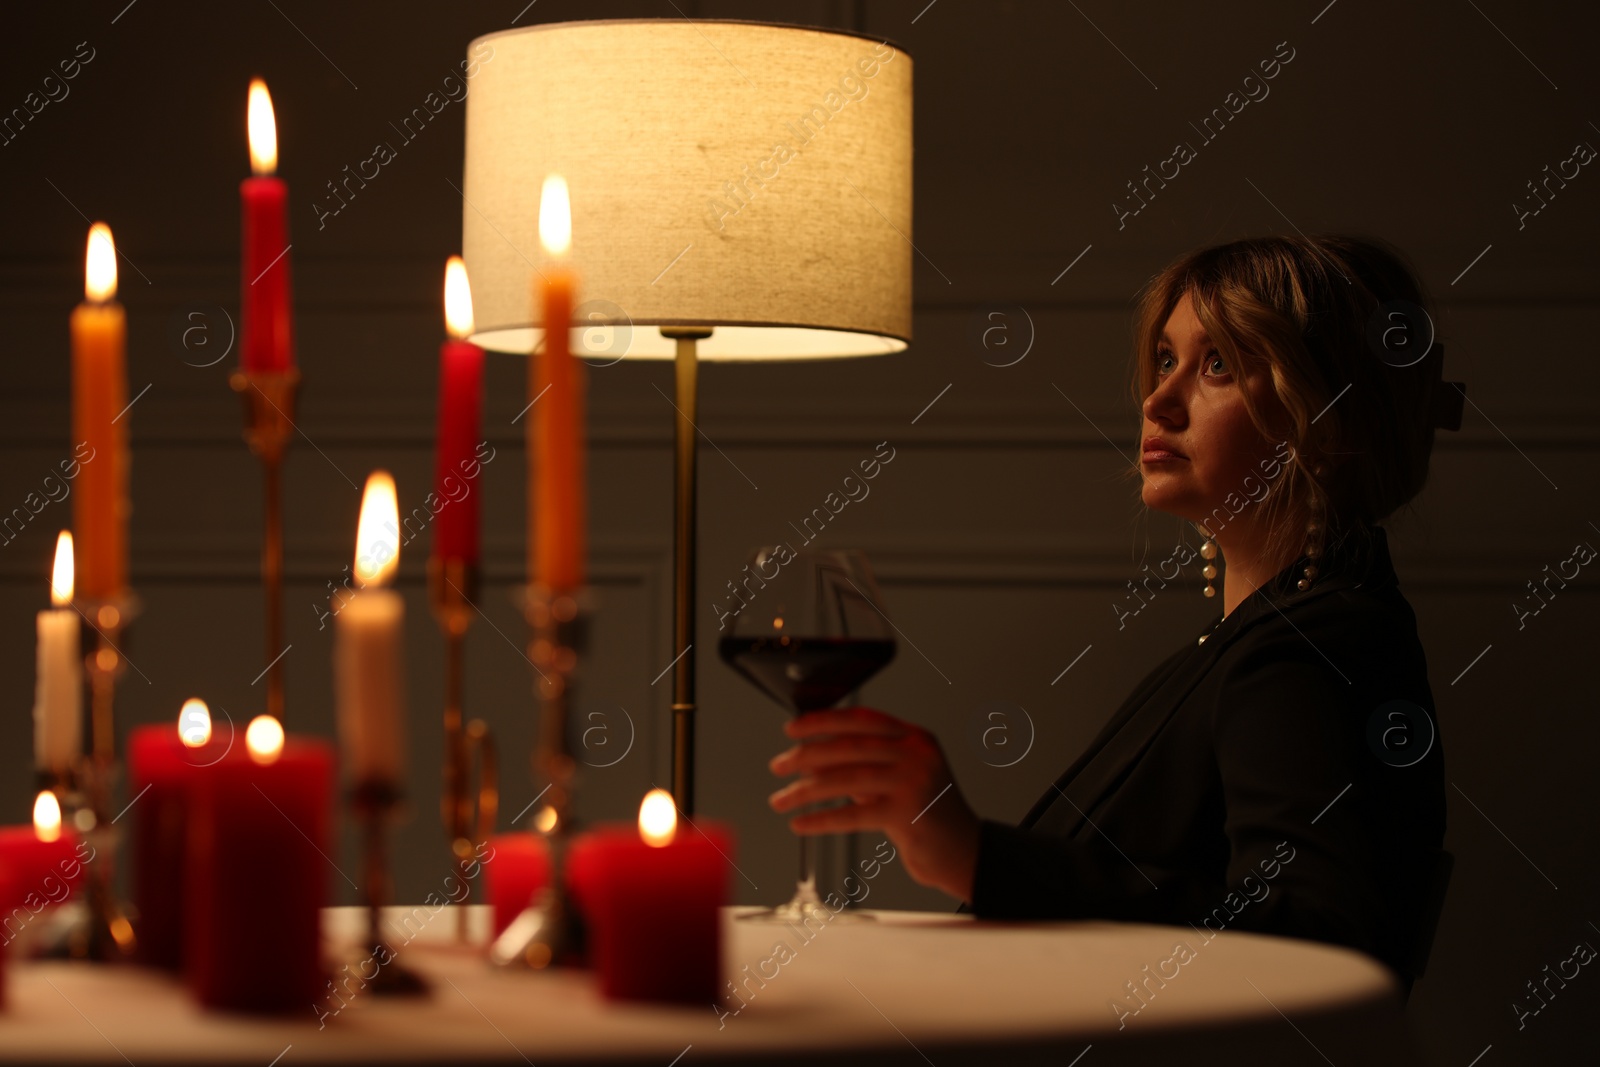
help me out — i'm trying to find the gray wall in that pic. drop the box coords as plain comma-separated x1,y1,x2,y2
1,1,1595,1063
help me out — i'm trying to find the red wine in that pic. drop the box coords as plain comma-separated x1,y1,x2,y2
718,635,896,713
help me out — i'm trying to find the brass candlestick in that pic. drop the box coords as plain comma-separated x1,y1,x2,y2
429,557,499,943
230,368,299,725
34,766,77,808
489,584,589,970
350,780,427,994
63,592,140,961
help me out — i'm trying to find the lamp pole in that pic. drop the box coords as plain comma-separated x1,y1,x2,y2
661,326,712,817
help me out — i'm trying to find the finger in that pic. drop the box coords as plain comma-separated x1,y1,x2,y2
769,736,903,775
784,706,907,740
788,798,889,836
769,767,898,812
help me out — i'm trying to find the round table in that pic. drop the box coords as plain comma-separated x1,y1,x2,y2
0,904,1420,1065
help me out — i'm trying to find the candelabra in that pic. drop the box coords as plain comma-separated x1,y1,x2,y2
489,585,590,969
59,592,140,961
349,780,427,994
230,368,298,724
429,557,499,943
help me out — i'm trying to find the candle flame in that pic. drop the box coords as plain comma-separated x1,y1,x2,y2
178,698,213,748
444,255,475,340
246,715,284,764
538,174,571,257
50,530,74,606
85,222,117,302
639,788,677,848
247,78,278,175
533,805,558,834
34,791,62,843
354,471,400,587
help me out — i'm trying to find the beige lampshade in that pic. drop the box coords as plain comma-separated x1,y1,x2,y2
460,19,913,361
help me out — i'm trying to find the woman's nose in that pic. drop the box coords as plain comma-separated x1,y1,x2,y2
1143,376,1185,427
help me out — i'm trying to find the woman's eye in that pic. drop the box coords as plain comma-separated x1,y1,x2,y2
1155,349,1228,376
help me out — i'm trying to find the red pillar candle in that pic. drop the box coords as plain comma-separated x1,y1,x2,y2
240,79,294,374
433,257,484,564
531,174,585,592
483,832,550,940
565,829,602,916
574,790,732,1003
0,862,11,1005
128,702,229,970
0,792,86,937
186,716,332,1012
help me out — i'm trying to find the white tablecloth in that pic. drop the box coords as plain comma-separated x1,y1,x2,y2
0,904,1420,1065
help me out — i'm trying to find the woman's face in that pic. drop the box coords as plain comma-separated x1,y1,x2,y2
1140,290,1286,530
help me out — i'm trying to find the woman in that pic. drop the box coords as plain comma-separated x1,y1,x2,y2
768,234,1464,994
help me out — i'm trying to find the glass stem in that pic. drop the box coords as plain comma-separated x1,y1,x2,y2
798,833,815,893
785,832,823,920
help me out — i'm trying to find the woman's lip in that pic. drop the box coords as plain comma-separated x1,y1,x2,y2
1142,450,1186,462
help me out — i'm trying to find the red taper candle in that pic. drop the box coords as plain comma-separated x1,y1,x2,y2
240,79,294,374
434,257,484,563
531,174,585,592
71,223,128,600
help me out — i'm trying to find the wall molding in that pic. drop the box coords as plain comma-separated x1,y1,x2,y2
0,394,1594,449
0,539,1578,594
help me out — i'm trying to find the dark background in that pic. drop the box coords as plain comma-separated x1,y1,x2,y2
1,1,1596,1063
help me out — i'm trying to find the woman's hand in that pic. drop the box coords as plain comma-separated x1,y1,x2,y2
767,706,981,904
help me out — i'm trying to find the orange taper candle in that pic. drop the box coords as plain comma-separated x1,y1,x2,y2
531,175,585,592
70,222,128,601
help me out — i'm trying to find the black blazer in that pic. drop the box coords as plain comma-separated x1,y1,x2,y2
968,524,1446,989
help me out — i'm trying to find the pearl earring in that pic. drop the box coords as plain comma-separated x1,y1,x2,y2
1297,469,1327,593
1200,535,1218,598
1297,515,1324,591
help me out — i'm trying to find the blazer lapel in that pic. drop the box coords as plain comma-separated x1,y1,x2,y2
1026,627,1230,838
1016,640,1195,828
1024,526,1396,840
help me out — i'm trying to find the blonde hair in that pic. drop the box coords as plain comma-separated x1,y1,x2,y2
1126,234,1443,581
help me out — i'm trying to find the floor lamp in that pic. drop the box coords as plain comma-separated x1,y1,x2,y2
461,18,913,817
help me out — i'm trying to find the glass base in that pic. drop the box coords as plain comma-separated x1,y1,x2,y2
736,876,877,924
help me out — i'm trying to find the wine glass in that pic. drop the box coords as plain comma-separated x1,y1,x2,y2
718,547,897,922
